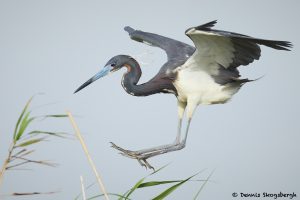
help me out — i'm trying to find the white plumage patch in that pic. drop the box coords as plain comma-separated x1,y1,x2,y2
175,70,228,105
174,60,239,105
173,28,243,106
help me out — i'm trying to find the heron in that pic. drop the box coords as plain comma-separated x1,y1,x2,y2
74,20,292,170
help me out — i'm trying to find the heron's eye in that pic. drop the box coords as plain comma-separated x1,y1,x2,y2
111,63,116,67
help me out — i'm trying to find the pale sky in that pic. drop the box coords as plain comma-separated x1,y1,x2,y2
0,1,299,199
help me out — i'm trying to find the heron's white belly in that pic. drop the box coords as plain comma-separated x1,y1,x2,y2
174,69,236,105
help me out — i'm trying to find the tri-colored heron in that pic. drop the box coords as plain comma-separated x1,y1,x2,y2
75,21,292,169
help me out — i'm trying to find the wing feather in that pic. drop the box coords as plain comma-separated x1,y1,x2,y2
124,26,197,80
185,20,292,84
124,26,195,64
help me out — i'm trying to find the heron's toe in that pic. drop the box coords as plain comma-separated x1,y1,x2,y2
137,159,147,168
142,159,155,171
110,142,142,157
110,142,155,170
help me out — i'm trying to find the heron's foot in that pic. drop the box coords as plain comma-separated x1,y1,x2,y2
110,142,139,157
110,142,155,170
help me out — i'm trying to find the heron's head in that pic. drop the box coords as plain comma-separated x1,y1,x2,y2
74,55,131,93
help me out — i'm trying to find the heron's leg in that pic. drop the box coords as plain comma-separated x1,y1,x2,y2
110,101,192,170
174,101,186,144
111,101,186,155
131,101,197,159
110,118,190,170
135,117,193,159
134,100,186,153
180,100,197,145
110,119,182,156
111,115,194,164
173,118,182,144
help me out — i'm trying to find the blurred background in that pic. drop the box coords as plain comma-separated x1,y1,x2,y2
0,0,299,199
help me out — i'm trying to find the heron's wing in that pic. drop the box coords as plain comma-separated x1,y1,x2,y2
184,20,292,84
124,26,195,76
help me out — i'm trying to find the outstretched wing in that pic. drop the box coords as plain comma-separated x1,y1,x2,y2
184,20,292,84
124,26,195,78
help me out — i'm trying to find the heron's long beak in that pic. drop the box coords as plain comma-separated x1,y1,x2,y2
74,65,113,93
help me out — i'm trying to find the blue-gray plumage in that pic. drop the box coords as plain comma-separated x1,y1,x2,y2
74,21,292,170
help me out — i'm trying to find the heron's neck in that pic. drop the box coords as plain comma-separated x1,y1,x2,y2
121,58,160,96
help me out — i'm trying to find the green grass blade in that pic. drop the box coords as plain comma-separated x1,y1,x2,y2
74,182,96,200
193,169,215,200
88,193,132,200
151,173,199,200
13,97,33,141
16,138,45,147
139,178,208,188
28,130,69,138
138,180,182,188
119,189,130,200
15,150,35,158
149,163,170,176
41,114,68,118
119,163,170,200
15,112,35,141
124,177,146,199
